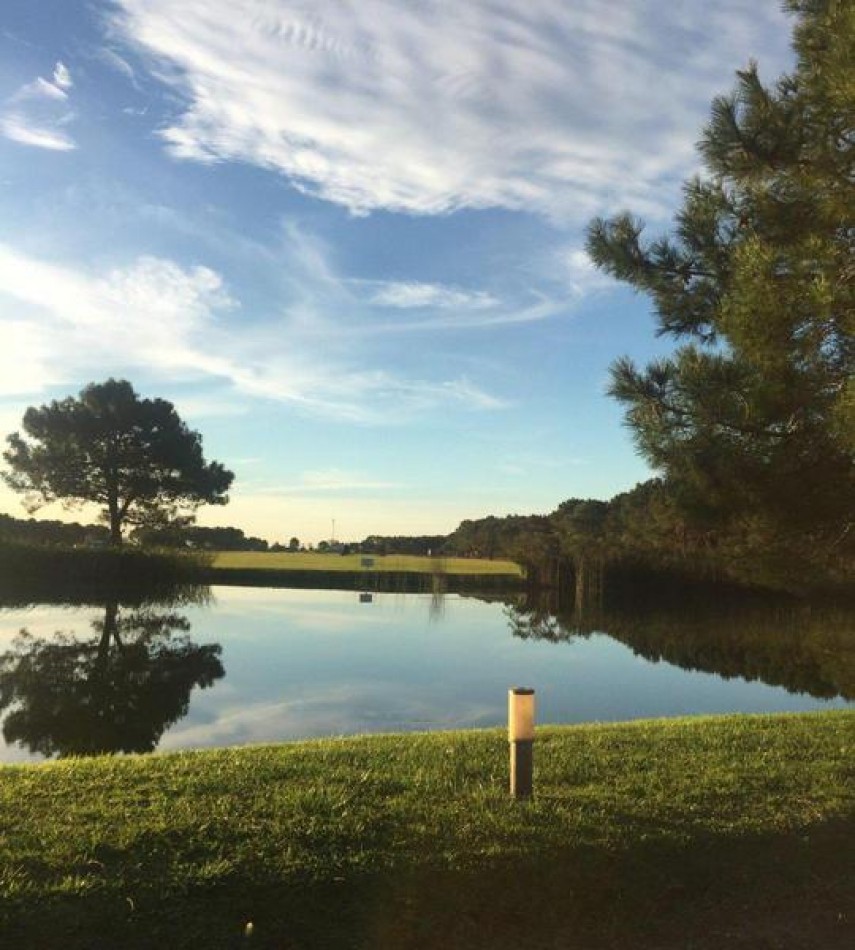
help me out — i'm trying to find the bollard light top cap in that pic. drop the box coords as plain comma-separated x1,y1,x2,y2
510,687,535,695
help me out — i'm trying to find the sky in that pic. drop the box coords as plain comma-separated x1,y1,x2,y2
0,0,795,544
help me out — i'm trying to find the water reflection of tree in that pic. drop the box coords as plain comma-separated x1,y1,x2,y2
597,607,855,701
0,601,224,757
504,604,572,643
505,594,854,701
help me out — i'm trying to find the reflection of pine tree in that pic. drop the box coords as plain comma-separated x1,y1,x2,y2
595,606,855,701
508,591,854,700
504,604,575,643
0,602,224,757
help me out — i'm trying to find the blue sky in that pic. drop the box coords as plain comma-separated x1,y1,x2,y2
0,0,793,543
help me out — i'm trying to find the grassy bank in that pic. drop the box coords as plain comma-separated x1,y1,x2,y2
1,711,852,948
205,551,526,593
211,551,524,576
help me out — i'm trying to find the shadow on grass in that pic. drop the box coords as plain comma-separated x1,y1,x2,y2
3,817,852,950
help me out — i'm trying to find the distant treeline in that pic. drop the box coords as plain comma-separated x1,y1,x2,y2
438,479,854,599
0,516,270,553
130,525,272,551
0,514,109,547
0,516,277,554
3,473,852,596
358,535,447,556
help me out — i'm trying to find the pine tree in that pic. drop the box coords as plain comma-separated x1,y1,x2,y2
586,0,854,581
4,379,234,545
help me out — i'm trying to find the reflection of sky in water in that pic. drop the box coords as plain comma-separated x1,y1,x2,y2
0,587,849,762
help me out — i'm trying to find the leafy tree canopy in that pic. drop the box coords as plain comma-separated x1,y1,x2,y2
586,0,854,567
3,379,234,545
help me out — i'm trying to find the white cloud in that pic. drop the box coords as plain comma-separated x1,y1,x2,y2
0,320,61,396
110,0,792,220
0,246,230,384
348,294,568,334
52,62,73,90
0,116,75,151
562,247,621,298
98,47,138,85
2,61,77,150
0,243,505,422
17,77,68,103
365,280,498,311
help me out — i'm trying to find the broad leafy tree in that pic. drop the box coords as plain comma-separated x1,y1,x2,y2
586,0,854,572
3,379,234,545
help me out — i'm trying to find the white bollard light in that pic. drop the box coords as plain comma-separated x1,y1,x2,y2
508,687,535,798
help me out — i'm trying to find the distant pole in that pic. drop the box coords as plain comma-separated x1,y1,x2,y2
332,518,336,543
508,687,535,799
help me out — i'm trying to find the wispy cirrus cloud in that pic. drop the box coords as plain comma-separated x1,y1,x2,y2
561,246,622,298
0,242,505,420
98,47,140,87
1,61,77,151
52,62,72,91
268,223,566,335
363,280,498,311
110,0,791,220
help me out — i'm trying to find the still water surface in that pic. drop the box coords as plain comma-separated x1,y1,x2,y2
0,585,851,762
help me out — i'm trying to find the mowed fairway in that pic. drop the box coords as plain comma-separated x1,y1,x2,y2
211,551,525,576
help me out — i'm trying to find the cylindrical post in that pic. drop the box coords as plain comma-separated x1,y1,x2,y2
509,687,535,799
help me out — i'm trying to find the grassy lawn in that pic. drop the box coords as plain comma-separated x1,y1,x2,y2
1,711,852,949
211,550,525,576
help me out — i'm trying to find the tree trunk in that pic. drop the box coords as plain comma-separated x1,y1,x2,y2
95,601,119,671
109,513,122,546
575,555,587,609
107,490,122,546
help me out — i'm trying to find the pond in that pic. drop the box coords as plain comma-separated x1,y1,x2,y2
0,585,851,762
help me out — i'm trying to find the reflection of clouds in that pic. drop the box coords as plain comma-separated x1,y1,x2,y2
218,606,386,635
207,587,435,635
160,681,498,750
0,606,101,647
212,586,387,609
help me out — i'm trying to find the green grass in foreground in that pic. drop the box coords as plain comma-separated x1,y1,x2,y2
1,712,853,949
210,550,525,576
